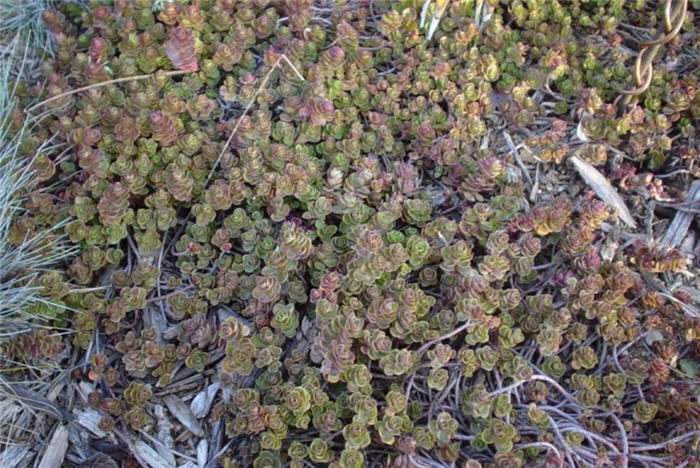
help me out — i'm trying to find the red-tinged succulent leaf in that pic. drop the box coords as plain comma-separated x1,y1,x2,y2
164,27,198,72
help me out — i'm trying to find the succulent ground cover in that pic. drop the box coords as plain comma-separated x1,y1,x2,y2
1,0,699,467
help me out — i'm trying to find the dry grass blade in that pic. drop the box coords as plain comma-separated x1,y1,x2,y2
661,180,700,248
0,0,55,73
203,53,304,188
641,272,699,318
37,424,68,468
0,23,81,468
503,131,533,186
166,53,304,256
163,395,205,437
0,378,74,422
570,155,636,228
0,37,77,333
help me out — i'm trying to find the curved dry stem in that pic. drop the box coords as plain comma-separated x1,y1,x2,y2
629,430,700,452
639,0,687,47
517,442,564,468
620,54,654,96
203,54,304,188
25,70,189,114
416,320,473,356
488,374,579,406
610,414,629,468
619,0,688,106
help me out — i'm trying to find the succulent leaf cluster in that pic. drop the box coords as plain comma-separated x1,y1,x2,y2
7,0,700,466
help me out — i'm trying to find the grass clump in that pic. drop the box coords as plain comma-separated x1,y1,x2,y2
0,0,55,70
0,9,77,460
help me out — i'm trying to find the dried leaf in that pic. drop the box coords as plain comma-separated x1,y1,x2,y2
74,408,107,438
154,405,176,467
129,440,175,468
76,381,96,402
190,383,219,419
154,405,174,448
38,425,68,468
164,395,205,436
570,155,636,228
0,400,21,423
67,424,91,461
0,446,31,468
197,440,208,468
576,120,589,142
164,27,198,72
154,442,176,468
644,330,663,345
148,307,169,342
163,325,181,340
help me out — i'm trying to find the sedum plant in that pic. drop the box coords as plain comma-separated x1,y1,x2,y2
5,0,699,466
